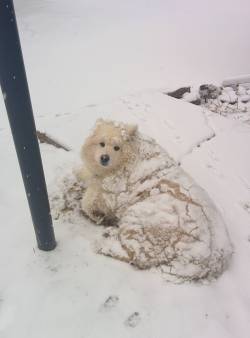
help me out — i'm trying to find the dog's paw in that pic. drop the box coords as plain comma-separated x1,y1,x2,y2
91,210,106,224
101,215,119,227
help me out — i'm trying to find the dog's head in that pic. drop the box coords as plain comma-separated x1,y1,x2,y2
81,119,138,176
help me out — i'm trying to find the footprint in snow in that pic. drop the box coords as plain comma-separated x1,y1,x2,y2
100,295,119,311
241,202,250,214
124,312,141,328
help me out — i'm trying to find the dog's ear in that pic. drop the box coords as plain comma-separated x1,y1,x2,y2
95,118,105,127
126,124,138,138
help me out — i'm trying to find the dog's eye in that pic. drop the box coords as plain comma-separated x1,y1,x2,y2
114,146,120,151
100,142,105,147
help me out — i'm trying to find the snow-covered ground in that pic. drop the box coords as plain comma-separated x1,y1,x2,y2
175,82,250,123
1,1,250,337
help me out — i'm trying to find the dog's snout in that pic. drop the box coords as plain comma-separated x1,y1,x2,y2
100,154,110,166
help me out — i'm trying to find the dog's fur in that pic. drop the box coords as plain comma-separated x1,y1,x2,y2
80,119,138,224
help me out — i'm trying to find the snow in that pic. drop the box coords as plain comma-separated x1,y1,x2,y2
171,84,250,122
1,0,250,337
240,94,250,103
33,90,216,163
223,75,250,87
7,0,250,116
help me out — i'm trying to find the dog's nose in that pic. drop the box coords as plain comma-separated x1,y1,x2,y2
100,154,110,166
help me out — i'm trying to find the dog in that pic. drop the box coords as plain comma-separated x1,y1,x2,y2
79,119,138,225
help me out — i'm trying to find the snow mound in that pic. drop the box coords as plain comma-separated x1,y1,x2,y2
51,132,232,283
166,83,250,124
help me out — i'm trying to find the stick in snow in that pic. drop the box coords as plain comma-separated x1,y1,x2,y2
37,131,71,152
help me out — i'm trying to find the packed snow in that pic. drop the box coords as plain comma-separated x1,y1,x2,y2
1,1,250,337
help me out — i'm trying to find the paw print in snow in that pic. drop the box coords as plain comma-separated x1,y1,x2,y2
242,202,250,214
100,295,119,311
124,312,141,328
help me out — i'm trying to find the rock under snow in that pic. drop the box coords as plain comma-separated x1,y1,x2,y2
239,94,250,103
237,85,247,96
219,90,238,104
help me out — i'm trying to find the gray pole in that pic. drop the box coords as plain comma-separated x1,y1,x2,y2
0,0,56,251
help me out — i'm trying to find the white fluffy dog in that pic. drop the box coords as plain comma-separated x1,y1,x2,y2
77,119,232,281
80,119,138,225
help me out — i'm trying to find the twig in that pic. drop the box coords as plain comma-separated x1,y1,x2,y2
36,130,70,151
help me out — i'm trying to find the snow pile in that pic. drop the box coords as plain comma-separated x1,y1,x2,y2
167,83,250,124
51,131,232,283
208,85,250,118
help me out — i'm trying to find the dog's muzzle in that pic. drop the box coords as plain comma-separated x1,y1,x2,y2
100,154,110,166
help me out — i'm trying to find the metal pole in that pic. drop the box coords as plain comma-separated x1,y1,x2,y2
0,0,56,251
